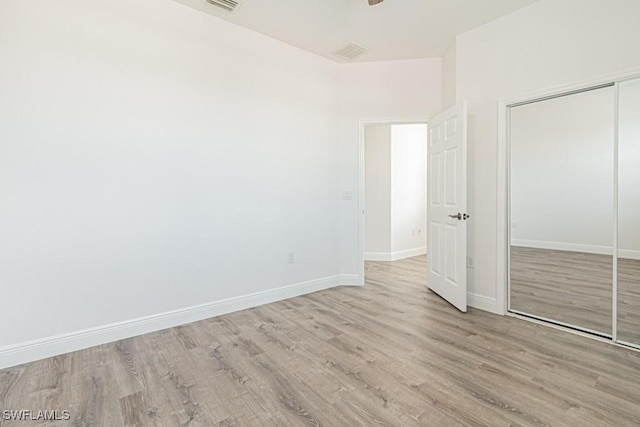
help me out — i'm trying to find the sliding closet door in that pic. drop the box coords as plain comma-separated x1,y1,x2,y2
617,78,640,347
509,86,615,335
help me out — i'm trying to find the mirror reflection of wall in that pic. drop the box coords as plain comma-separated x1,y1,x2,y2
509,86,615,335
617,77,640,346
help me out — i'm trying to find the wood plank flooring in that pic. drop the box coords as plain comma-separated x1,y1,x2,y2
510,246,640,343
2,256,640,426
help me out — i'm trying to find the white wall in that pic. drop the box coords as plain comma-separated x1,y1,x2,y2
510,87,615,252
442,42,457,109
0,0,341,362
455,0,640,303
364,125,391,255
391,124,427,256
619,77,640,255
338,59,442,276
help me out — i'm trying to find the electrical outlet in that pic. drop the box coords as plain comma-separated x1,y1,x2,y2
467,256,474,269
341,190,353,200
288,252,295,264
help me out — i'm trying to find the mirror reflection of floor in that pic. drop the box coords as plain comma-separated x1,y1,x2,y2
617,257,640,345
510,246,640,344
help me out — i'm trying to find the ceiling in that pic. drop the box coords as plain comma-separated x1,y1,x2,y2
171,0,539,62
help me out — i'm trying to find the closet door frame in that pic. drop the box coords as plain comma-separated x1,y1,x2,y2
496,67,640,348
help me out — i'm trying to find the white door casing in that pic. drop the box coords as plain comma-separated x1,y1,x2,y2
427,102,468,312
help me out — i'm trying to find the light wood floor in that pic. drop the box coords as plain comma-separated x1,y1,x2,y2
2,256,640,426
510,246,640,343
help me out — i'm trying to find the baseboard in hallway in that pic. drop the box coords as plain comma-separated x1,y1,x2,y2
364,247,426,262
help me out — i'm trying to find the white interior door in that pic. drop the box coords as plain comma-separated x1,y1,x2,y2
427,102,468,312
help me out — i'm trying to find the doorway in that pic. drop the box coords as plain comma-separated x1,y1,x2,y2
358,104,469,312
362,122,429,263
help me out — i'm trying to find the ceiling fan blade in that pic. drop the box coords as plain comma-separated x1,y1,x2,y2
368,0,384,5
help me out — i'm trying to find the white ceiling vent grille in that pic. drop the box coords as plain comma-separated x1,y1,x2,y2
205,0,238,12
332,43,368,61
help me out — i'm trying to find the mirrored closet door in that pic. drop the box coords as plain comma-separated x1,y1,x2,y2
508,76,640,348
509,86,615,337
617,78,640,347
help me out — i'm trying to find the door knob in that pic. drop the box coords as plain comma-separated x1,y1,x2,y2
449,213,462,220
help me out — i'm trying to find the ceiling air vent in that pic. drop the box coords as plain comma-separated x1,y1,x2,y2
205,0,238,12
332,43,368,62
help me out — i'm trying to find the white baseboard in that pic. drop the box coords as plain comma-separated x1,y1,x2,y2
467,293,500,315
0,276,341,370
339,274,364,286
511,239,612,255
511,239,640,260
619,249,640,261
364,252,392,261
390,247,427,261
365,247,427,262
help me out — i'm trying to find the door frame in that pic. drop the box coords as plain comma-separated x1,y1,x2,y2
496,67,640,319
358,116,430,282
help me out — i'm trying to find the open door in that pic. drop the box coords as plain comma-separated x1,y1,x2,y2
427,102,468,312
